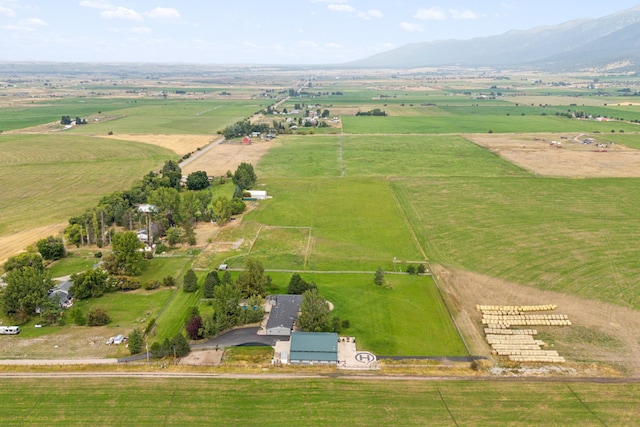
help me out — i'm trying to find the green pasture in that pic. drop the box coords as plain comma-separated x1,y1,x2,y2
67,99,261,135
0,97,261,134
0,98,130,131
0,134,174,235
605,133,640,150
308,273,466,356
1,378,638,426
341,112,640,134
258,134,527,179
392,177,640,309
243,178,423,271
230,226,311,270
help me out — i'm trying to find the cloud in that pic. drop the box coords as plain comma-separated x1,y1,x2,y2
145,7,181,20
399,22,423,32
449,9,479,20
23,18,47,27
108,26,151,34
296,40,320,48
414,7,445,21
328,4,355,13
129,26,151,34
0,6,16,17
79,0,113,10
309,0,347,3
100,6,143,22
0,17,47,32
357,9,383,20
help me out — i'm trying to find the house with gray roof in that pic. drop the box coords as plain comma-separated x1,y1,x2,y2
265,294,302,336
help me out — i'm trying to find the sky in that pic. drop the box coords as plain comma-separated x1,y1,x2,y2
1,0,640,65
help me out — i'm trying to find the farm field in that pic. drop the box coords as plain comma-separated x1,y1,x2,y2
341,113,640,134
0,134,175,264
4,70,640,377
392,176,640,310
1,377,638,426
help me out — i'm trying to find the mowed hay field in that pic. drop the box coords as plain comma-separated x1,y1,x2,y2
1,378,639,426
0,134,174,263
393,176,640,309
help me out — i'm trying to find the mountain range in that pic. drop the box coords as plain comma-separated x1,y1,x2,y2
347,6,640,71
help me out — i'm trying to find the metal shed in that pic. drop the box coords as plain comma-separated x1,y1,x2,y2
289,332,338,364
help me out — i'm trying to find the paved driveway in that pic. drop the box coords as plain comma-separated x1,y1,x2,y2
191,327,288,350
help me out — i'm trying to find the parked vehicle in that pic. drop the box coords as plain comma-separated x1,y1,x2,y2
0,326,20,335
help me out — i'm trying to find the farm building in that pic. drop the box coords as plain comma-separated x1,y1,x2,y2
289,332,338,364
266,294,302,336
246,190,267,200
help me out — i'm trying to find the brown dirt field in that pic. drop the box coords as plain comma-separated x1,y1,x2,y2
95,133,217,156
0,222,66,266
0,326,126,359
181,140,275,176
467,133,640,177
179,349,223,366
434,264,640,376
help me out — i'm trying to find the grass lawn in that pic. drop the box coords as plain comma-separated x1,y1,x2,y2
71,288,173,328
150,268,204,343
47,254,99,278
0,378,638,425
303,273,466,356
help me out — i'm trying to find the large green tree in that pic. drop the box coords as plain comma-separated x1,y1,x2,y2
210,196,232,226
36,236,66,261
203,270,220,298
287,273,317,295
4,252,45,273
202,283,242,337
128,328,144,355
185,171,210,191
161,160,182,190
182,269,198,293
149,187,181,232
2,266,54,323
70,268,110,299
297,288,331,332
232,162,257,191
109,231,144,276
181,190,212,222
236,258,270,298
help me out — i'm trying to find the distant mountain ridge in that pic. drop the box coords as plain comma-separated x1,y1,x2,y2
346,6,640,71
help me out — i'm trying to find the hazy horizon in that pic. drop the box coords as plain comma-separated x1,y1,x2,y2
1,1,640,65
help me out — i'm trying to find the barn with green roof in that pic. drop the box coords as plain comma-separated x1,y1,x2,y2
289,332,338,365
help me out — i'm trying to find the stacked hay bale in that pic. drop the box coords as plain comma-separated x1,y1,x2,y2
477,305,569,363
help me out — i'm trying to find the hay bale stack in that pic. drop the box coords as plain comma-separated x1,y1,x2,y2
479,303,570,365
